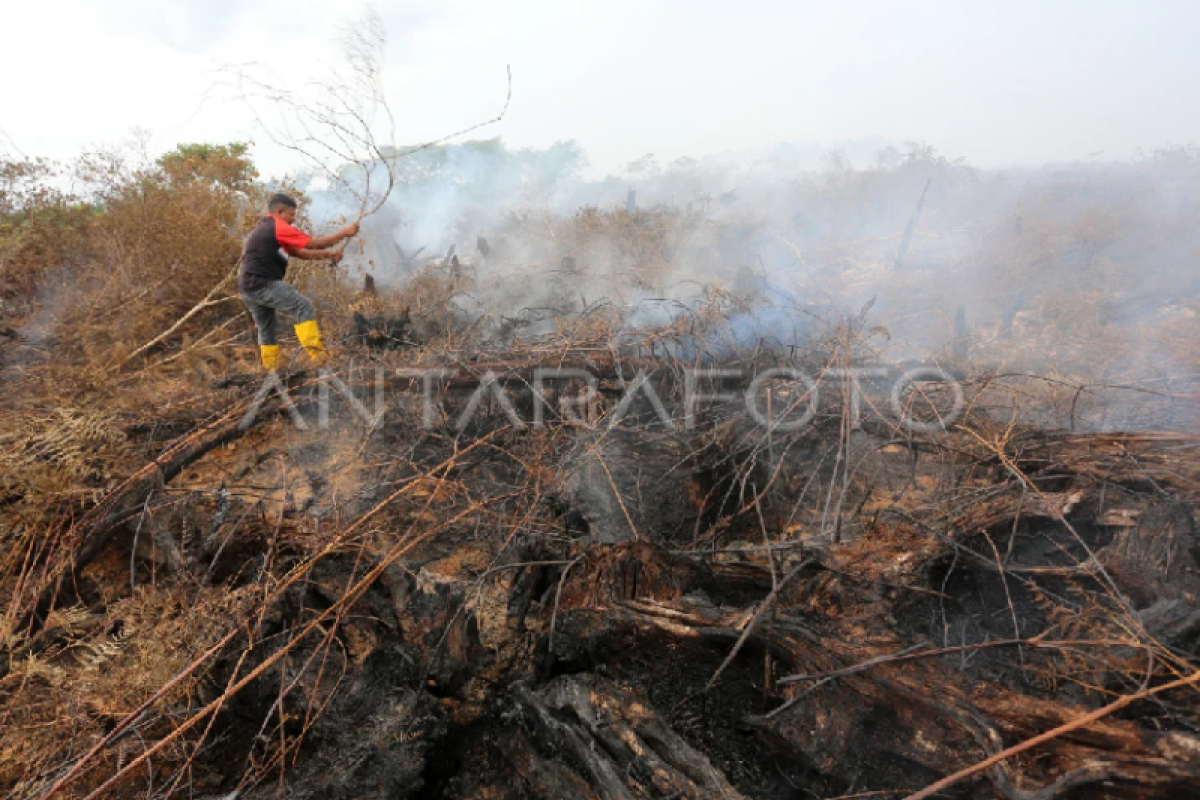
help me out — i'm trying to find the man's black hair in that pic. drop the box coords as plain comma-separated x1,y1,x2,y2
268,193,298,212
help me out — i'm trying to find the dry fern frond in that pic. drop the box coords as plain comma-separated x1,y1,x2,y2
79,630,129,673
0,616,25,651
0,407,127,498
12,653,66,686
45,604,93,632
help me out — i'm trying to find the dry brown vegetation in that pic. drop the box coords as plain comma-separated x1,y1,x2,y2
1,139,1200,800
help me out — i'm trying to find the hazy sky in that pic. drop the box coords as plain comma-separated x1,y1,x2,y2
2,0,1197,177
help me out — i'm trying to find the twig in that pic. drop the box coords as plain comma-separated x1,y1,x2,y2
902,667,1200,800
706,558,813,690
120,270,238,367
778,636,1136,686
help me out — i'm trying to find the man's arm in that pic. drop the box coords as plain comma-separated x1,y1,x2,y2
292,247,345,262
307,221,360,249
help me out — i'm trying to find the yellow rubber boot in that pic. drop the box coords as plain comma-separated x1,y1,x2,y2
260,344,281,371
294,320,329,366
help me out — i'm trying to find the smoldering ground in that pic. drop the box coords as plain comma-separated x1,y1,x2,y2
302,137,1200,433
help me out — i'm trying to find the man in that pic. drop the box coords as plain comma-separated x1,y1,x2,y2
239,193,359,370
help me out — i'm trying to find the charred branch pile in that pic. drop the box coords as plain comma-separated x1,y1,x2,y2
2,340,1200,800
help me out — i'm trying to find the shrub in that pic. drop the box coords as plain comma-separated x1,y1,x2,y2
0,157,93,306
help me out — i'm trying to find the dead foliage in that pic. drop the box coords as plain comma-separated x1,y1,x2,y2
2,139,1200,800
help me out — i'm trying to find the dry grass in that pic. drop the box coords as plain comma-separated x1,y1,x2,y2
1,140,1200,799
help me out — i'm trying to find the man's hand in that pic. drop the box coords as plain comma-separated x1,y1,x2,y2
330,248,344,264
307,220,360,249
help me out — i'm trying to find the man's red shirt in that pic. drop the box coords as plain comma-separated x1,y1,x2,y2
239,215,313,292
